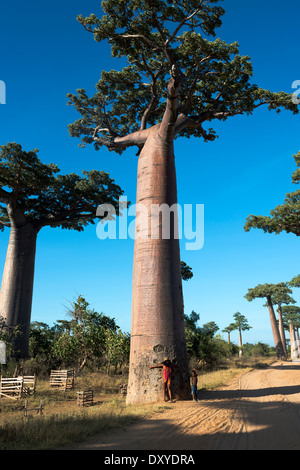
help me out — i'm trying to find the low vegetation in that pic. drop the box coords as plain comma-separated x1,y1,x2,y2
0,296,279,450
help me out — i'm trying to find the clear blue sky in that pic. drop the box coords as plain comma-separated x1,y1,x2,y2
0,0,300,347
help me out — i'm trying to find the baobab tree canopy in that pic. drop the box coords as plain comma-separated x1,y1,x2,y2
244,151,300,236
67,0,298,154
245,283,293,303
0,142,124,232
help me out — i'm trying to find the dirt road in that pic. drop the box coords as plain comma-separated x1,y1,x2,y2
69,362,300,450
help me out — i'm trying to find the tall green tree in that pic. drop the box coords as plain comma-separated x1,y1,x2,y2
232,312,252,356
104,328,130,374
0,143,124,357
53,295,120,369
244,151,300,236
245,283,287,358
67,0,298,404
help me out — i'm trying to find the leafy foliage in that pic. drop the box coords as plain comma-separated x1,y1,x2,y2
232,312,251,332
281,305,300,329
0,315,21,359
180,260,193,281
288,274,300,288
244,151,300,236
67,0,298,153
24,296,131,374
53,295,120,370
0,142,125,232
184,311,236,368
245,282,293,304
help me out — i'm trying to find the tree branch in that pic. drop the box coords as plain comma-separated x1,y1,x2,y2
0,188,11,205
165,5,204,46
0,219,11,227
158,65,184,141
139,51,162,131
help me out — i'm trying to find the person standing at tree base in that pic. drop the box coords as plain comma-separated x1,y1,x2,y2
150,358,176,403
191,369,199,402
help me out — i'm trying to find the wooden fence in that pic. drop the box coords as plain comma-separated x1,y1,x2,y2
77,389,93,406
24,399,43,418
19,375,36,396
0,375,36,400
50,369,75,391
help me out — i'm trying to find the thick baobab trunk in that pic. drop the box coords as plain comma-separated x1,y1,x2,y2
126,126,190,404
266,296,284,358
277,304,287,358
0,221,38,357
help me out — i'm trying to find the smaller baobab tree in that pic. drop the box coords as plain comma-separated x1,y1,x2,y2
245,283,286,358
0,142,124,357
232,312,252,357
222,323,236,345
268,284,295,358
281,306,300,360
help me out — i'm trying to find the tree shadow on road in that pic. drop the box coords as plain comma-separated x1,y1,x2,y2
66,392,300,451
199,383,300,400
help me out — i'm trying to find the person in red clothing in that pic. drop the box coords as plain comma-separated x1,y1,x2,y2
150,358,175,402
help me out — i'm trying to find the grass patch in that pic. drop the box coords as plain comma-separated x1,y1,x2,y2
0,372,167,450
197,356,276,391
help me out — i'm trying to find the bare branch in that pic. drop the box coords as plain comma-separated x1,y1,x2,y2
0,219,11,227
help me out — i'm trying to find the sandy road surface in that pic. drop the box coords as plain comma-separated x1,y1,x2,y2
67,362,300,450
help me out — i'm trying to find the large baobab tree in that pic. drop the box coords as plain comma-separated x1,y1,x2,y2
0,142,124,357
67,0,298,403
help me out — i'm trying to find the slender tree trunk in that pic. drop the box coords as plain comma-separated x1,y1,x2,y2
289,322,297,360
126,125,190,404
238,328,243,357
296,329,300,358
266,296,284,358
277,303,287,358
0,221,38,357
